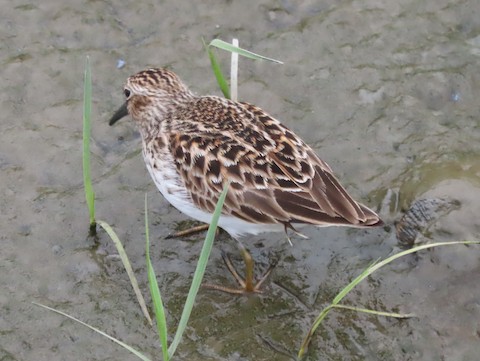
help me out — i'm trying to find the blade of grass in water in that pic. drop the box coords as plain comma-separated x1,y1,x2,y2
168,182,230,358
97,220,153,327
82,56,95,228
298,240,480,359
33,302,152,361
144,195,169,361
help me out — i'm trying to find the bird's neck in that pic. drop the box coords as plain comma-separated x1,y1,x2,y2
137,90,196,142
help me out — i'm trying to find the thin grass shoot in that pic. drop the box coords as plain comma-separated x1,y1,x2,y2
204,38,283,99
33,302,152,361
167,182,230,358
97,220,152,326
209,39,283,64
203,38,230,99
82,56,95,230
144,194,169,361
298,240,480,359
33,183,229,361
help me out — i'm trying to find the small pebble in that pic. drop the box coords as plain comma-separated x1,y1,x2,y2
450,91,460,102
51,244,63,255
116,59,126,69
18,224,31,236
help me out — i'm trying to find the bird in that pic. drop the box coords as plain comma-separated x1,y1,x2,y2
108,67,383,294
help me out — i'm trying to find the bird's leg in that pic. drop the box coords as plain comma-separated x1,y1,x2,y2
220,250,249,289
283,223,308,246
165,223,210,239
203,240,276,294
236,243,256,292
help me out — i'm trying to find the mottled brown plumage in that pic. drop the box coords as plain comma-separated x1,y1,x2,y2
109,67,383,292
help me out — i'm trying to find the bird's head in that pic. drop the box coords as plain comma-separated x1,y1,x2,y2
109,68,194,127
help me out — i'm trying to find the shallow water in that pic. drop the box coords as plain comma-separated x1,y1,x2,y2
1,0,479,360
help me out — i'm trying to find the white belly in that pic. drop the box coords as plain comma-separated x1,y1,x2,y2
143,149,281,239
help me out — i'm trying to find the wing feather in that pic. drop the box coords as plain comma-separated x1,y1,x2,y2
168,97,382,228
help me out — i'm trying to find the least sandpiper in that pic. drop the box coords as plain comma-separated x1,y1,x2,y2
109,67,383,293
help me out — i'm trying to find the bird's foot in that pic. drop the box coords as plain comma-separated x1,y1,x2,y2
203,250,277,294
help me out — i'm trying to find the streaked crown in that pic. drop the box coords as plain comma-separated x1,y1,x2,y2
125,68,190,96
123,68,195,126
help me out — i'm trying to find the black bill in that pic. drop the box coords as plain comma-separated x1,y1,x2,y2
109,103,128,126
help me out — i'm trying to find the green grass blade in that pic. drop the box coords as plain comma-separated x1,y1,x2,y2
354,241,480,281
203,38,230,99
334,241,480,305
82,56,95,227
32,302,151,361
168,182,230,358
144,195,169,361
298,303,414,357
298,240,480,359
331,259,380,305
97,220,153,327
209,39,284,64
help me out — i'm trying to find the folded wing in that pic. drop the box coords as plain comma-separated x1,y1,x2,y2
169,97,383,228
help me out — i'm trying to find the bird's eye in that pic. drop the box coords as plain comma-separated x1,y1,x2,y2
124,88,131,99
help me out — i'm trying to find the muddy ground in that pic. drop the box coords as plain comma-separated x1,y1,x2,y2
1,0,479,360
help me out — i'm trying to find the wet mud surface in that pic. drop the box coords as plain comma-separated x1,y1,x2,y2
1,0,480,360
